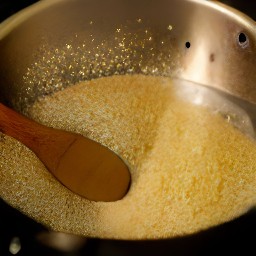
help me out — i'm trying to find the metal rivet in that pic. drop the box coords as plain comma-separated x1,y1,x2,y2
237,32,249,48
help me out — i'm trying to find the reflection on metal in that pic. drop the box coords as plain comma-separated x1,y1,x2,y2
173,78,255,139
37,231,87,252
9,237,21,255
0,0,255,110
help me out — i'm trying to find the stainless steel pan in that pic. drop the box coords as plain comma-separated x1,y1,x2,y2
0,0,256,241
0,0,255,111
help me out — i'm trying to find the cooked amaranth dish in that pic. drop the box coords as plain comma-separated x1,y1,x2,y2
1,74,256,239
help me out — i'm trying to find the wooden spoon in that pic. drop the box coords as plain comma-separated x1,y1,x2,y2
0,103,130,202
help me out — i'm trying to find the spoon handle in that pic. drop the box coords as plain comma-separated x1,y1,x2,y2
0,103,43,141
0,103,130,201
0,103,76,171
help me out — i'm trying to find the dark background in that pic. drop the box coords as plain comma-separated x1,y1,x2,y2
0,0,255,22
0,1,255,255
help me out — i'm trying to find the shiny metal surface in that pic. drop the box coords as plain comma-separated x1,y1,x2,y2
0,1,256,252
0,0,255,111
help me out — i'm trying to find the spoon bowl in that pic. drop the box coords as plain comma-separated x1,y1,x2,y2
0,103,130,202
